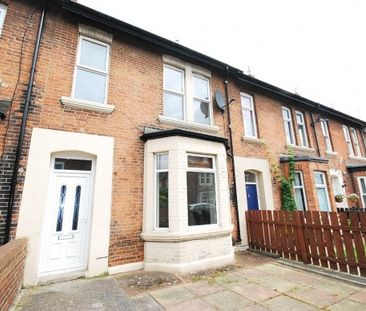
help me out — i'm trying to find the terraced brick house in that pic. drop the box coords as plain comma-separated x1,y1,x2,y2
0,0,366,285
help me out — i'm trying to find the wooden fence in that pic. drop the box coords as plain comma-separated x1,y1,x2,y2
246,210,366,277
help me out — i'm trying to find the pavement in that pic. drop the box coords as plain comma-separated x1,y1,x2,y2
15,258,366,310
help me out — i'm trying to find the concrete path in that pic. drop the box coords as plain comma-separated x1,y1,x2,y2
16,262,366,310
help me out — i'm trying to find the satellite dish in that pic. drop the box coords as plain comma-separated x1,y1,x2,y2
215,90,225,112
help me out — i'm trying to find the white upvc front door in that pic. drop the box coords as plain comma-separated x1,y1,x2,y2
40,167,92,276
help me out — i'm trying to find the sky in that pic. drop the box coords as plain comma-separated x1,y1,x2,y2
79,0,366,121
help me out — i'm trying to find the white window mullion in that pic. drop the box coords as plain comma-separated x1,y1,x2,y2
185,65,194,122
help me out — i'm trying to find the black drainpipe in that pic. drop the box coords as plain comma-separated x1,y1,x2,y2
4,7,46,243
310,112,321,157
224,74,241,243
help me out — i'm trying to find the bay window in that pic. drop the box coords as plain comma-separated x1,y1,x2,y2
73,36,110,104
155,154,169,228
293,171,307,211
359,177,366,208
187,155,217,226
314,171,331,211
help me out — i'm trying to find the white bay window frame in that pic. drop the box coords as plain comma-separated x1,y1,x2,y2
293,171,307,211
154,153,169,230
72,35,110,105
162,56,213,127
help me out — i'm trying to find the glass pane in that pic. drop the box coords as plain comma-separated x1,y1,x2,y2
79,39,108,71
244,110,255,137
72,185,81,231
317,188,330,211
294,173,302,186
157,154,168,170
298,127,308,146
245,172,256,183
314,172,324,185
193,100,210,125
361,178,366,193
282,108,290,120
295,188,306,211
296,112,304,124
284,121,294,144
157,172,169,228
74,68,106,103
188,156,213,169
187,172,217,226
163,92,183,119
56,185,67,232
164,66,183,93
193,76,209,100
241,95,252,109
54,158,92,171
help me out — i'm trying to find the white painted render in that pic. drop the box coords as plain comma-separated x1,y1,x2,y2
142,135,233,271
16,128,114,285
234,156,275,246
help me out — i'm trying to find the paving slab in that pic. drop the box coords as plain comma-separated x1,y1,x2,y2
233,268,270,282
149,285,195,307
231,282,280,302
183,281,224,296
286,286,342,308
256,275,300,292
278,270,320,286
165,298,216,311
348,288,366,304
16,277,137,311
328,299,366,311
255,263,291,276
131,293,164,311
202,290,254,310
240,305,269,311
261,295,318,311
308,277,359,297
213,272,251,288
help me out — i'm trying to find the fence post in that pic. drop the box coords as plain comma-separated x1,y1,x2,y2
295,212,309,264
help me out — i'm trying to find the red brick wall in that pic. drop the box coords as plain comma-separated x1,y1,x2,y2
0,238,27,311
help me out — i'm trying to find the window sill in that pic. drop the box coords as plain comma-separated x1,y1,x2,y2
349,155,366,161
326,151,338,157
158,115,219,134
60,96,115,114
241,136,265,145
287,144,316,152
141,226,232,242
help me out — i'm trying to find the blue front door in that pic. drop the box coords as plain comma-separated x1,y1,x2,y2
246,184,259,210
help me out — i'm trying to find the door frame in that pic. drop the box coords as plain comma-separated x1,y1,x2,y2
245,171,261,211
38,153,95,278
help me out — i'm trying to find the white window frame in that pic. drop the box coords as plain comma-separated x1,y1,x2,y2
241,93,258,138
72,35,110,105
358,177,366,209
282,106,295,145
350,128,362,157
343,125,354,156
293,171,307,211
320,119,333,152
199,172,213,186
154,153,169,230
186,154,218,228
162,57,213,126
0,4,7,36
314,171,331,211
163,64,185,119
295,111,309,147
